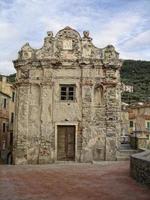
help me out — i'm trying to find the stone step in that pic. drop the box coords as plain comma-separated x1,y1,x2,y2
119,150,138,155
117,149,139,161
54,161,78,165
117,156,130,161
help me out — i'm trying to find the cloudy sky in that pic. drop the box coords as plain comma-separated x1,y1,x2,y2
0,0,150,75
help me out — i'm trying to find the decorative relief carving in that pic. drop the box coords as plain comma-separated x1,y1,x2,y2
18,43,34,60
47,31,53,38
83,31,90,38
63,39,72,50
16,27,121,66
55,26,81,59
43,31,54,48
36,31,54,59
82,45,91,58
20,69,29,79
103,45,119,61
83,30,92,42
82,31,93,58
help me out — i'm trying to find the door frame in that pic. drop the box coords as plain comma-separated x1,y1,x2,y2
55,122,78,162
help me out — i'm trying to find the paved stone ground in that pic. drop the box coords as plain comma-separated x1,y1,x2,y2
0,161,150,200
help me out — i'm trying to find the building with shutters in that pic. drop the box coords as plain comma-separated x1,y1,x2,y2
128,102,150,149
0,76,15,163
128,102,150,133
13,27,122,164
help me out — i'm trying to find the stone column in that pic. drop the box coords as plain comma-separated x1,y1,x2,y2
13,84,29,164
38,83,54,164
104,69,121,160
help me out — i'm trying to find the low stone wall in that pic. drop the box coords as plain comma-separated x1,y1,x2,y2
130,133,149,149
130,150,150,186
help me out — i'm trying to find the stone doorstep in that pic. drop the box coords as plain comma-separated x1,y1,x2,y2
116,149,139,161
54,161,122,165
54,161,83,165
119,150,138,154
92,161,122,164
117,156,129,161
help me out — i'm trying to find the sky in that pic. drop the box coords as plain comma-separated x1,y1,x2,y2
0,0,150,75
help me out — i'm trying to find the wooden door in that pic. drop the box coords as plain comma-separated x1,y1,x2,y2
57,126,75,161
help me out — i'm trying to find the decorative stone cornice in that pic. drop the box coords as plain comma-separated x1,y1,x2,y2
13,27,122,69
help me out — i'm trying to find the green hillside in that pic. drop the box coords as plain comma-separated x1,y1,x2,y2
0,73,16,83
7,73,16,83
121,60,150,104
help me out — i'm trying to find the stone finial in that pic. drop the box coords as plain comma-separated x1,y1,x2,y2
47,31,53,38
43,31,54,49
21,42,30,49
18,42,34,60
106,45,115,50
64,26,72,30
103,44,119,61
83,31,90,38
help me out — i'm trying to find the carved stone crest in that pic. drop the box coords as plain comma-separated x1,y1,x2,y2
63,39,72,50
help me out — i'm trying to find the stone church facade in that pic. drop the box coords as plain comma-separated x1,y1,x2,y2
13,27,122,164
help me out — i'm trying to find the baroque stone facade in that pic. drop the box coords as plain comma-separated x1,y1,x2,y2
13,27,122,164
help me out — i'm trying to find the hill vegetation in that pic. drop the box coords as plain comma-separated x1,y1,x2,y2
7,73,16,83
121,60,150,104
0,73,16,83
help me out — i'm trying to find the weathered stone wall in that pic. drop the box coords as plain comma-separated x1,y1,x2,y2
13,27,122,164
130,133,149,149
130,150,150,186
14,85,29,164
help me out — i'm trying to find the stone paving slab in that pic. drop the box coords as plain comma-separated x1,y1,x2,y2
0,161,150,200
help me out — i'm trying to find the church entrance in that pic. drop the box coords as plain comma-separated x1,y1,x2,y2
57,125,75,161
